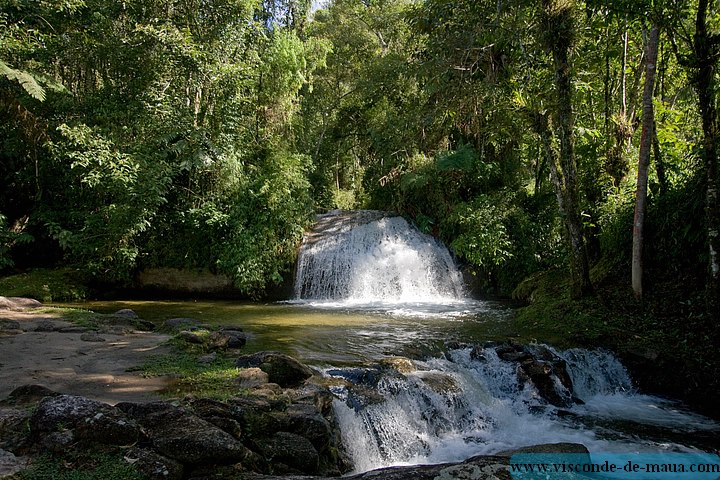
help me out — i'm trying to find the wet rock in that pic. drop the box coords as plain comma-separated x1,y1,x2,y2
30,395,141,446
235,352,314,388
382,357,416,374
80,332,106,342
417,371,461,394
124,447,184,480
519,359,574,408
326,366,382,388
496,442,589,456
282,403,333,451
255,431,320,475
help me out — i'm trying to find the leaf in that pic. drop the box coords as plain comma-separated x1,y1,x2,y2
0,60,46,101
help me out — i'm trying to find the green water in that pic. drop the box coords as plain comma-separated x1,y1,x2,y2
61,299,517,366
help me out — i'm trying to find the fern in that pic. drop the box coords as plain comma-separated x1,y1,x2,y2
0,59,46,101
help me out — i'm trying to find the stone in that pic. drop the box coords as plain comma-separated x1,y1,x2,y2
0,320,21,331
34,320,57,332
178,330,206,344
282,403,333,451
30,395,141,446
235,352,314,388
124,448,184,480
236,368,270,389
0,408,31,451
209,330,247,350
114,309,139,318
136,406,253,465
0,448,29,478
198,353,217,364
254,431,320,475
163,318,202,331
0,385,60,407
519,359,574,408
382,357,416,374
80,332,106,342
0,297,42,310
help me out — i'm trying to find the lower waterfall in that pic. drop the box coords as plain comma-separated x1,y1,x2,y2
327,345,719,473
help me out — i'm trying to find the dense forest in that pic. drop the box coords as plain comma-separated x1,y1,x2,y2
1,0,718,320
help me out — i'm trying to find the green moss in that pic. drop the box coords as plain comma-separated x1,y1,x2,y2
16,453,146,480
0,269,89,302
139,350,245,400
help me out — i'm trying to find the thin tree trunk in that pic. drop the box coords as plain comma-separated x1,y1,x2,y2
692,0,720,317
632,22,660,301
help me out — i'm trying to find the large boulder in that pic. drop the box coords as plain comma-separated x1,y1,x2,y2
127,405,255,466
235,352,314,388
124,447,184,480
254,431,320,475
30,395,141,446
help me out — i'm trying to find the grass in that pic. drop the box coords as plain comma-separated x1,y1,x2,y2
15,453,146,480
0,268,89,302
138,346,247,400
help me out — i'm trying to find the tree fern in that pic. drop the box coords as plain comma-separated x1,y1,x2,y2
0,60,46,101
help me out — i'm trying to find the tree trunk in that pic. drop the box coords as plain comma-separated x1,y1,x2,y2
542,0,593,299
632,22,660,301
692,0,720,317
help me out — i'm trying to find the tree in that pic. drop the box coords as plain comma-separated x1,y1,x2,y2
538,0,593,298
632,22,660,300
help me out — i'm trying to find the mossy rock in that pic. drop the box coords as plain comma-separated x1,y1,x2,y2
0,269,89,302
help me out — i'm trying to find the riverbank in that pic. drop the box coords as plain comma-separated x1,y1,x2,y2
512,265,720,419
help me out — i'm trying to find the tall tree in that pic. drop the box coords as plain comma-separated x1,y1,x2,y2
632,22,661,300
539,0,593,298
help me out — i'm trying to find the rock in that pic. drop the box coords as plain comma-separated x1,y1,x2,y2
210,331,247,350
417,371,461,394
0,297,42,310
124,448,184,480
0,448,29,478
236,368,270,389
382,357,416,374
235,352,314,388
0,408,31,451
58,326,90,333
198,353,217,364
30,395,141,446
135,406,253,465
0,320,21,331
0,385,60,407
282,404,333,452
254,431,320,475
178,330,206,344
80,332,106,342
114,309,139,318
34,320,57,332
519,359,574,408
41,429,75,453
496,442,590,456
163,318,203,331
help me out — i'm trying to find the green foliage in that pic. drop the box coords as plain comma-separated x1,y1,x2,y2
449,198,513,268
0,268,88,302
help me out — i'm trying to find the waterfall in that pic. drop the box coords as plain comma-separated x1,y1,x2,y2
294,210,466,303
329,345,720,473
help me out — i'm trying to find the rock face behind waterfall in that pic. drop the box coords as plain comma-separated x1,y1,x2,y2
295,210,465,302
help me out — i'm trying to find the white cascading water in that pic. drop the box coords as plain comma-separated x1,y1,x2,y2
329,346,719,474
294,211,465,304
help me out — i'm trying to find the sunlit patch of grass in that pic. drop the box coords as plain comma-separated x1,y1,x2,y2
139,351,245,400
